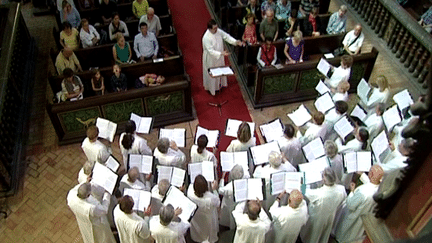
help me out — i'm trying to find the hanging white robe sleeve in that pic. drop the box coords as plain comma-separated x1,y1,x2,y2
259,207,271,232
203,35,222,59
135,216,151,239
257,47,265,67
220,29,238,46
346,190,364,212
272,50,277,66
91,192,110,217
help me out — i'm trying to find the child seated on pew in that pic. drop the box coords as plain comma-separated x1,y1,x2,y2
257,37,278,67
135,74,166,88
332,80,350,102
242,13,258,45
110,64,128,92
91,68,105,95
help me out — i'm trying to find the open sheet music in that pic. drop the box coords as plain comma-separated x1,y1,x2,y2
314,92,335,114
105,155,120,172
130,113,153,134
317,58,332,78
250,141,281,165
371,130,391,163
220,151,249,173
350,105,368,122
159,128,186,147
209,66,234,77
157,166,186,188
96,117,117,142
270,172,304,195
357,78,371,104
299,157,329,184
233,178,265,202
129,154,153,174
315,80,331,95
92,162,119,194
302,137,325,161
343,151,372,173
383,105,402,132
194,126,219,148
287,104,312,127
393,89,414,111
259,119,284,142
225,119,255,138
334,116,354,140
189,161,214,183
123,188,151,211
163,186,197,222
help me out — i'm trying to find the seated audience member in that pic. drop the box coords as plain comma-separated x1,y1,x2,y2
60,21,79,50
277,123,305,167
276,0,291,21
419,6,432,33
284,30,304,64
364,103,385,139
149,204,190,242
109,13,130,41
150,179,170,216
113,33,132,64
187,175,220,243
300,111,326,145
132,0,149,19
56,47,83,75
380,138,414,172
81,125,110,164
120,167,150,191
56,0,74,12
242,13,258,45
232,200,271,243
91,68,105,95
110,64,127,92
324,140,344,184
261,0,277,18
343,24,364,55
100,0,118,25
336,127,369,153
77,161,93,184
60,0,81,28
61,68,84,101
325,55,353,89
119,120,152,168
326,5,348,34
260,9,279,41
227,121,256,152
134,22,159,61
257,37,278,67
285,9,301,37
332,80,350,102
80,19,100,48
242,0,262,24
303,7,322,37
113,196,151,242
362,75,390,111
77,0,94,9
139,7,162,36
269,189,308,243
299,0,319,17
154,137,186,168
135,74,166,88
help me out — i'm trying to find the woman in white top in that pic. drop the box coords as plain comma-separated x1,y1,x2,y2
190,134,217,166
336,127,369,153
332,80,350,102
325,55,353,89
324,140,346,186
363,75,390,111
119,120,152,169
227,121,256,152
219,165,245,229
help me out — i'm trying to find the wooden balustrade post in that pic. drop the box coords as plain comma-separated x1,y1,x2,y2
365,0,375,20
418,61,429,88
353,0,360,11
396,32,409,58
400,36,413,62
375,7,386,34
367,1,378,25
392,28,405,53
409,48,424,73
371,4,382,30
360,0,369,17
414,52,430,78
378,10,390,37
388,24,400,49
404,41,418,68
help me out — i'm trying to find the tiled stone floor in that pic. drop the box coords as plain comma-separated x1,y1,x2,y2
0,0,425,242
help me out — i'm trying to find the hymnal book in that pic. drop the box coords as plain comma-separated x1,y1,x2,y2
371,130,391,163
302,137,325,162
163,186,197,222
92,162,119,194
315,80,331,95
270,172,304,195
317,58,332,78
159,128,186,147
298,157,329,184
357,78,371,105
350,105,368,122
130,113,153,134
343,151,372,173
189,161,215,183
105,155,120,172
128,154,153,174
225,119,255,138
382,105,402,132
153,58,164,63
334,116,354,140
157,166,186,188
393,89,414,111
273,64,284,69
314,92,335,114
209,66,234,77
194,126,219,148
324,53,335,59
287,104,312,127
123,188,151,211
96,117,117,142
250,141,281,165
233,178,265,202
220,151,249,173
259,118,284,142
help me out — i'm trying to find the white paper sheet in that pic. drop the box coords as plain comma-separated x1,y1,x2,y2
324,53,335,59
314,92,335,113
129,154,153,174
233,178,264,202
225,119,255,138
96,117,117,142
383,105,402,132
194,126,219,148
259,119,284,142
220,151,249,174
160,128,186,147
371,130,390,163
302,137,325,162
250,141,280,165
343,152,371,173
247,178,264,200
287,104,312,127
209,66,234,77
105,155,120,172
334,116,354,139
163,186,197,222
298,157,329,184
157,166,185,188
130,113,153,134
123,188,151,211
270,172,303,195
350,105,368,122
357,78,371,105
92,162,118,194
189,161,214,183
317,58,332,77
315,80,331,95
344,152,358,174
393,89,414,111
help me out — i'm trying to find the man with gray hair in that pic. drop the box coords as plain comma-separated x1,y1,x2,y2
324,140,344,184
326,5,348,34
149,204,190,243
138,7,162,36
232,199,271,243
154,137,186,168
119,167,150,192
259,9,279,41
379,138,414,172
78,161,94,184
150,179,171,216
300,167,346,243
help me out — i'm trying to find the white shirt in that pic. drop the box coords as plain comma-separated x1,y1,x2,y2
154,147,186,168
300,122,327,145
218,179,237,229
149,216,190,243
364,113,384,139
80,25,100,48
380,150,408,172
113,205,151,243
119,132,152,167
232,202,271,243
364,87,390,110
336,137,364,153
342,30,365,52
190,144,217,167
277,136,305,167
332,91,349,102
326,66,351,89
226,137,256,152
81,138,110,164
120,174,150,191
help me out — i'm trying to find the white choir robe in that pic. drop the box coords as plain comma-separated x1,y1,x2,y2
379,150,408,172
149,216,190,243
332,91,349,102
67,185,116,243
202,28,238,95
120,174,151,192
334,182,379,243
190,144,217,166
187,185,220,243
150,185,164,216
154,147,186,168
232,202,271,243
364,113,384,139
328,154,345,184
119,132,152,168
299,122,327,146
300,184,346,243
336,137,363,153
78,167,89,184
325,66,351,89
269,199,309,243
81,138,110,164
226,137,256,152
361,87,390,112
218,178,237,229
113,205,151,243
277,136,305,167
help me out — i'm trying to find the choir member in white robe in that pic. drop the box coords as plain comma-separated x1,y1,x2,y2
332,80,350,102
325,55,353,89
299,112,327,145
364,103,385,139
277,124,305,167
324,140,345,185
190,135,218,179
300,167,346,243
149,204,190,243
119,167,151,192
202,19,243,95
67,183,116,243
81,125,110,164
269,190,309,243
380,138,414,172
78,161,94,184
361,75,390,112
154,137,186,168
150,179,170,216
334,165,384,243
113,195,152,243
227,121,256,152
187,175,220,243
232,200,271,243
336,127,369,153
119,120,152,168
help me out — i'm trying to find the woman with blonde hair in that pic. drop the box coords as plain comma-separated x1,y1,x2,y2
363,75,390,111
227,121,256,152
284,30,304,64
112,33,132,64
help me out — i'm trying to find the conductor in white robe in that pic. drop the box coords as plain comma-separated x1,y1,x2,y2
202,19,243,95
67,183,116,243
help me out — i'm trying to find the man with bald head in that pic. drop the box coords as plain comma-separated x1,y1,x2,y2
334,165,384,242
232,199,271,243
55,47,83,75
119,167,151,192
342,24,364,55
138,7,162,36
260,9,279,41
269,189,308,243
